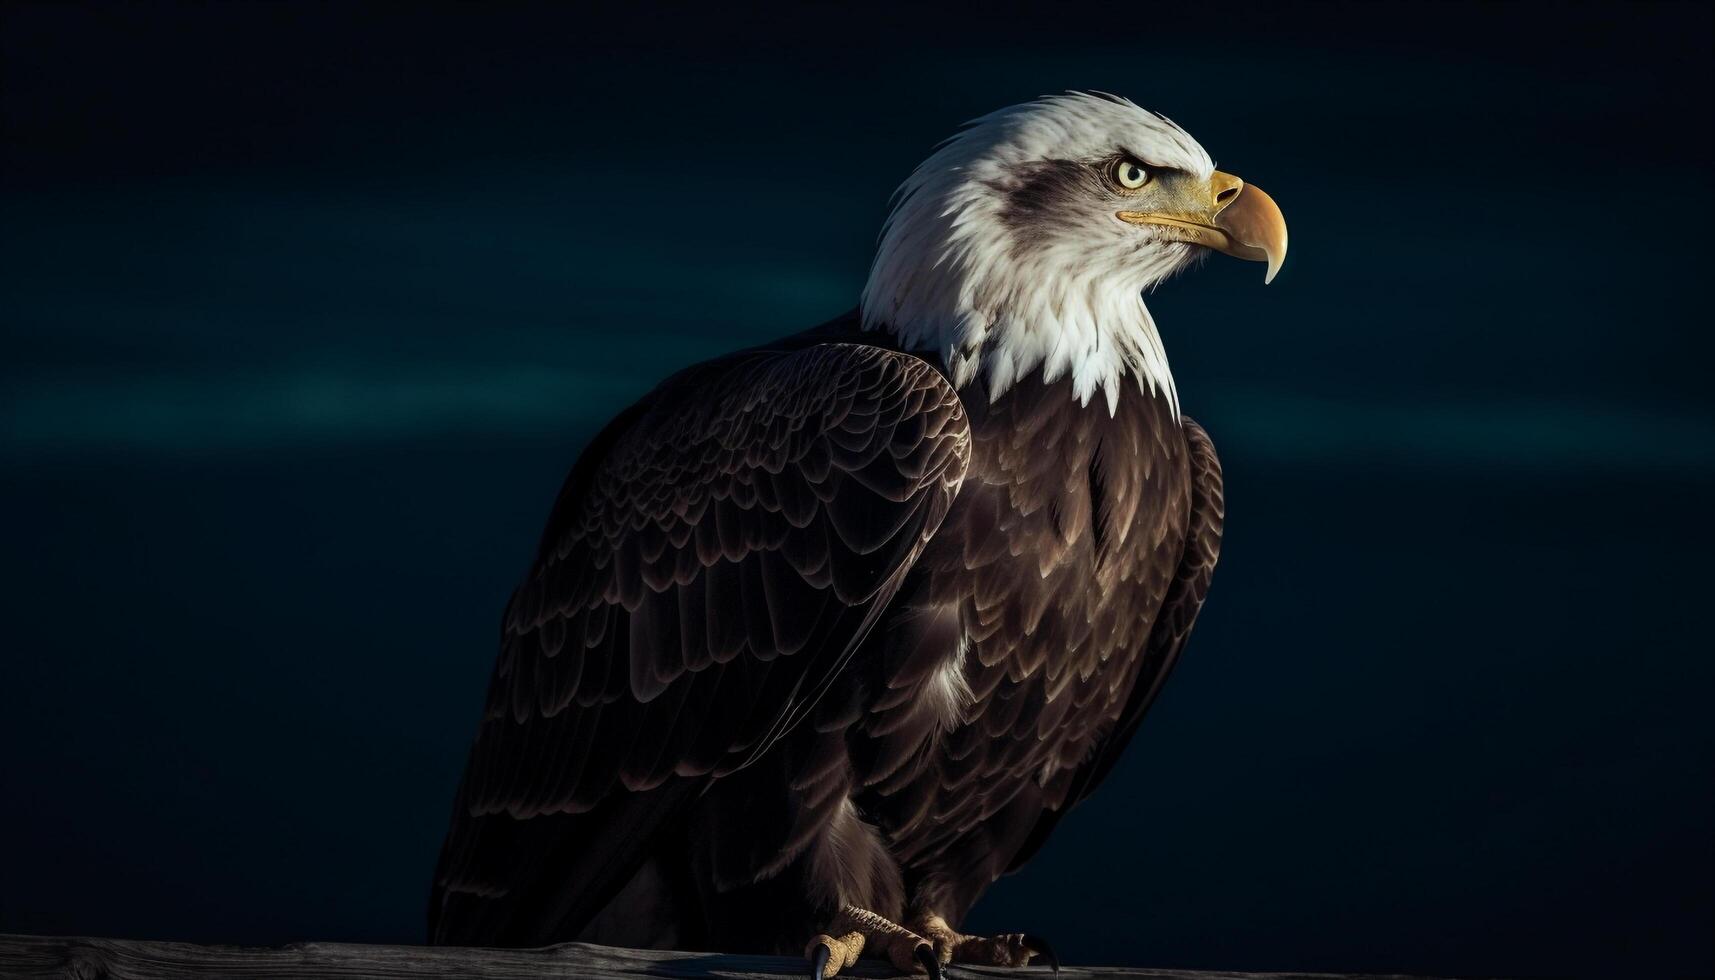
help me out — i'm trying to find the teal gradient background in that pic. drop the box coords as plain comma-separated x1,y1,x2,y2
2,3,1711,977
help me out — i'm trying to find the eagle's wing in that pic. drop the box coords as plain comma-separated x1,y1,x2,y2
1006,416,1224,872
430,342,970,945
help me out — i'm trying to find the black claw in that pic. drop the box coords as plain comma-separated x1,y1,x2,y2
809,943,831,980
1021,934,1059,977
914,944,945,980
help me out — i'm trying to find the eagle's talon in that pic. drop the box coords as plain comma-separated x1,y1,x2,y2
914,943,945,980
809,908,942,978
1021,934,1059,976
806,929,866,980
905,914,1053,971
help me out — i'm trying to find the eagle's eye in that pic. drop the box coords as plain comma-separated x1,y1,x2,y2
1114,159,1151,190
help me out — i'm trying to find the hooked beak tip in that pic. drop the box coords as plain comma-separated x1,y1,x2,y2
1212,179,1288,284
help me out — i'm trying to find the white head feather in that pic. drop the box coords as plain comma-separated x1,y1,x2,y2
860,92,1215,417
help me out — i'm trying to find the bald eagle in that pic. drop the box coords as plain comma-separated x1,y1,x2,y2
429,93,1286,978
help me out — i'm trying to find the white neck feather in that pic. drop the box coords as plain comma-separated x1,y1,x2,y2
861,256,1182,419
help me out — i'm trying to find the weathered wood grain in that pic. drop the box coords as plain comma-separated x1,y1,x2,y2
0,934,1461,980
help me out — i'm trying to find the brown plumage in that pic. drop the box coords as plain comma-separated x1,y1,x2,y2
428,312,1224,951
428,92,1284,963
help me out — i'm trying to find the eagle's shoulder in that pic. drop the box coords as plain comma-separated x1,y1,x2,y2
568,340,971,573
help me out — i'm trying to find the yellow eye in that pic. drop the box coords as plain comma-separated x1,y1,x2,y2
1115,159,1150,189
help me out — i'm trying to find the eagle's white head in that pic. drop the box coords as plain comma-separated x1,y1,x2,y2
861,92,1287,416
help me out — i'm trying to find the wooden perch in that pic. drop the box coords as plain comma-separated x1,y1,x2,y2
0,933,1463,980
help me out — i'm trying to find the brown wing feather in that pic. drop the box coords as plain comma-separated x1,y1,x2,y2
1004,415,1224,873
430,342,970,945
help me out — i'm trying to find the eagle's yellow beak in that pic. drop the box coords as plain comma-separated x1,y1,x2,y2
1117,170,1289,284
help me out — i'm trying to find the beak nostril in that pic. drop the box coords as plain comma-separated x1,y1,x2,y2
1215,186,1240,204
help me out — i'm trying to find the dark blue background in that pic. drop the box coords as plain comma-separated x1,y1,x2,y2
2,3,1710,977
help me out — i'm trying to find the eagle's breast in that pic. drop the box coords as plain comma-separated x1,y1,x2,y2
853,373,1195,914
